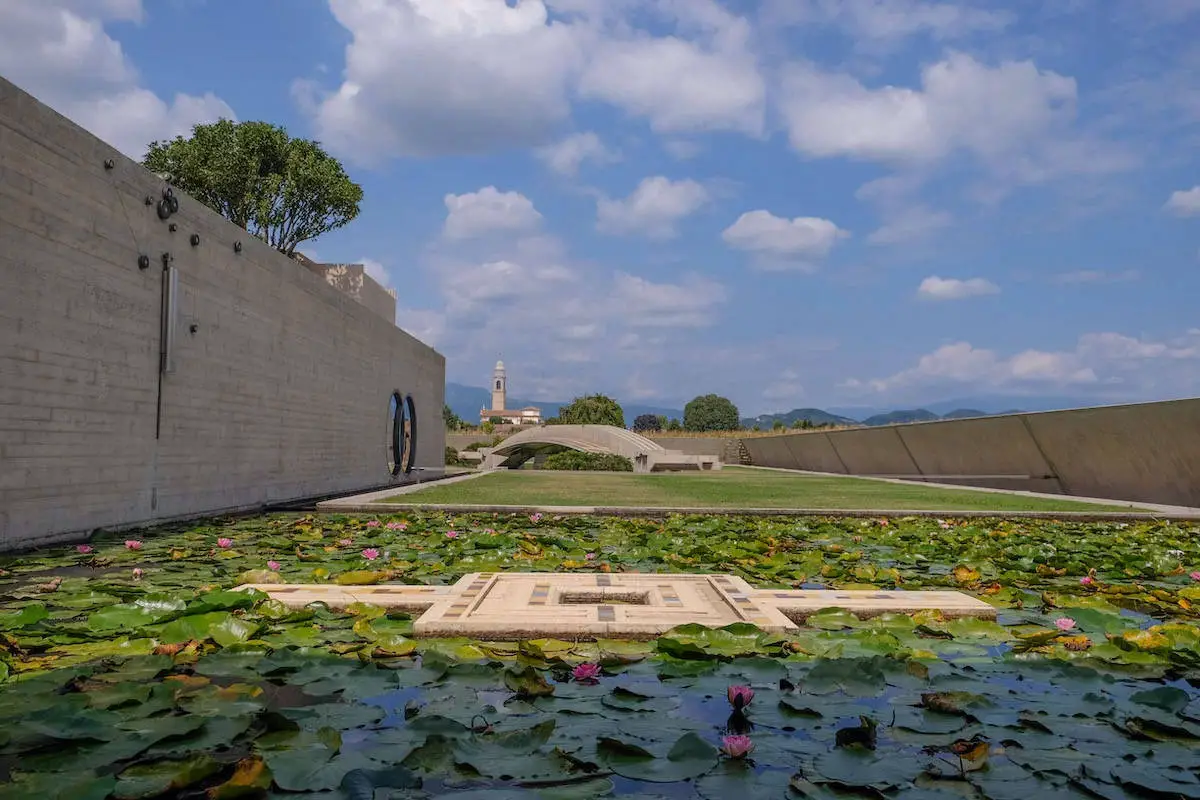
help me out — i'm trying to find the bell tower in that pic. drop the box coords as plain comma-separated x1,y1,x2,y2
491,360,506,412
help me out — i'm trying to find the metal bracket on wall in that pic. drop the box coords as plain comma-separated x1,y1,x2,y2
155,253,179,439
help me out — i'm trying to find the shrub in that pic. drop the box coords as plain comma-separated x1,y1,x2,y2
541,451,633,471
445,446,465,467
556,394,625,427
632,413,662,432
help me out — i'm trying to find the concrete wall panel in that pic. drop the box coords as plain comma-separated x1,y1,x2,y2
0,77,445,549
822,427,920,475
782,433,847,473
645,437,728,457
1025,400,1200,507
743,399,1200,507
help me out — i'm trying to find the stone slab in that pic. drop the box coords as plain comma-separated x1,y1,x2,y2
237,572,997,640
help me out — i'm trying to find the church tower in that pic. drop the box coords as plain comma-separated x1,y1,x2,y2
491,360,506,411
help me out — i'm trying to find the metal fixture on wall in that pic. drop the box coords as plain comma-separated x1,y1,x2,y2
137,255,150,270
168,223,177,233
156,187,179,220
189,234,200,247
233,241,243,253
160,253,178,375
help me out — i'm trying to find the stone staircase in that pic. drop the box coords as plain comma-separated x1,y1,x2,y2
723,438,752,465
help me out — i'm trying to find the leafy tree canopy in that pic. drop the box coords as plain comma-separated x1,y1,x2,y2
632,413,662,432
683,394,740,432
143,119,363,256
556,394,625,427
443,405,464,431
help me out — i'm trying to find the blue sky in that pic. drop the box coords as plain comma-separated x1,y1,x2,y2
3,0,1199,415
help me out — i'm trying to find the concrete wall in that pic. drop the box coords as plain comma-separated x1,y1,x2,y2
298,258,397,325
0,77,445,550
741,398,1200,507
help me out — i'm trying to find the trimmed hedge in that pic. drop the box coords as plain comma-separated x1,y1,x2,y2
541,451,634,471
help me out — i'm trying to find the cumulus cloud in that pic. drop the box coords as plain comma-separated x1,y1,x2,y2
535,132,619,175
577,34,765,135
596,176,709,238
0,0,233,158
443,187,543,239
721,210,847,266
612,273,727,327
843,330,1200,398
778,51,1130,189
1165,186,1200,216
307,0,581,162
917,276,1000,300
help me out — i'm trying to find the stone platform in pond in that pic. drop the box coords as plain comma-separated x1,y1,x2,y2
236,572,996,640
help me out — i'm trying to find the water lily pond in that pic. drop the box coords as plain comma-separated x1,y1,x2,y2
1,512,1199,798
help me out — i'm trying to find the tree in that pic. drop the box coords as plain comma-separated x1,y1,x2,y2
632,413,662,432
443,404,464,431
488,416,506,425
556,394,625,427
666,418,683,431
143,119,363,256
683,394,740,432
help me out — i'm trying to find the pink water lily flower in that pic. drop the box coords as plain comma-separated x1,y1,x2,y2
267,560,281,571
76,545,93,554
484,528,497,535
1080,575,1095,586
572,663,602,682
1054,617,1076,631
386,521,406,531
125,540,143,550
132,568,144,580
585,553,596,561
727,685,754,709
217,537,233,549
1191,571,1200,581
530,513,543,523
338,538,353,547
366,520,381,528
446,530,458,539
720,734,754,759
362,548,380,561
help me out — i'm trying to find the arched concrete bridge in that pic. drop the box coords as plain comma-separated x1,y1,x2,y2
479,425,720,472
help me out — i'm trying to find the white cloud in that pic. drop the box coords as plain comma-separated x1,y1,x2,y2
612,273,727,327
867,205,953,244
844,329,1200,398
0,0,233,158
721,210,847,264
535,131,618,175
764,0,1013,41
1165,186,1200,216
777,51,1129,188
578,34,765,136
917,276,1000,300
780,52,1076,164
443,187,543,239
307,0,582,162
596,176,709,238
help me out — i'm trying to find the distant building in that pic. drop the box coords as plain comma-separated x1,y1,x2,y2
479,360,542,425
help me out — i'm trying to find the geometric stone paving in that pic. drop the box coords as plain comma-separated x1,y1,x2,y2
236,572,996,641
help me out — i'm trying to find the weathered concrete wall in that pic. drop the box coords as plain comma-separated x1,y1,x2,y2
741,399,1200,507
0,77,444,550
644,437,727,457
299,259,396,325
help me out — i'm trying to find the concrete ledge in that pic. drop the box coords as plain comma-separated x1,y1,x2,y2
316,470,488,509
313,501,1200,522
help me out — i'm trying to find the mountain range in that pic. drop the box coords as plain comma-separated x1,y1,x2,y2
446,384,1112,429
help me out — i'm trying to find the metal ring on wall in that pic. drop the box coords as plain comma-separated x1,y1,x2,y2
388,391,403,477
403,394,417,475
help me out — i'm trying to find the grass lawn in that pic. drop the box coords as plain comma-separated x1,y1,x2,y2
387,467,1142,512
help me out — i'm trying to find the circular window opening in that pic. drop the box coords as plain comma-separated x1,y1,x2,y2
401,394,417,475
386,391,402,476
